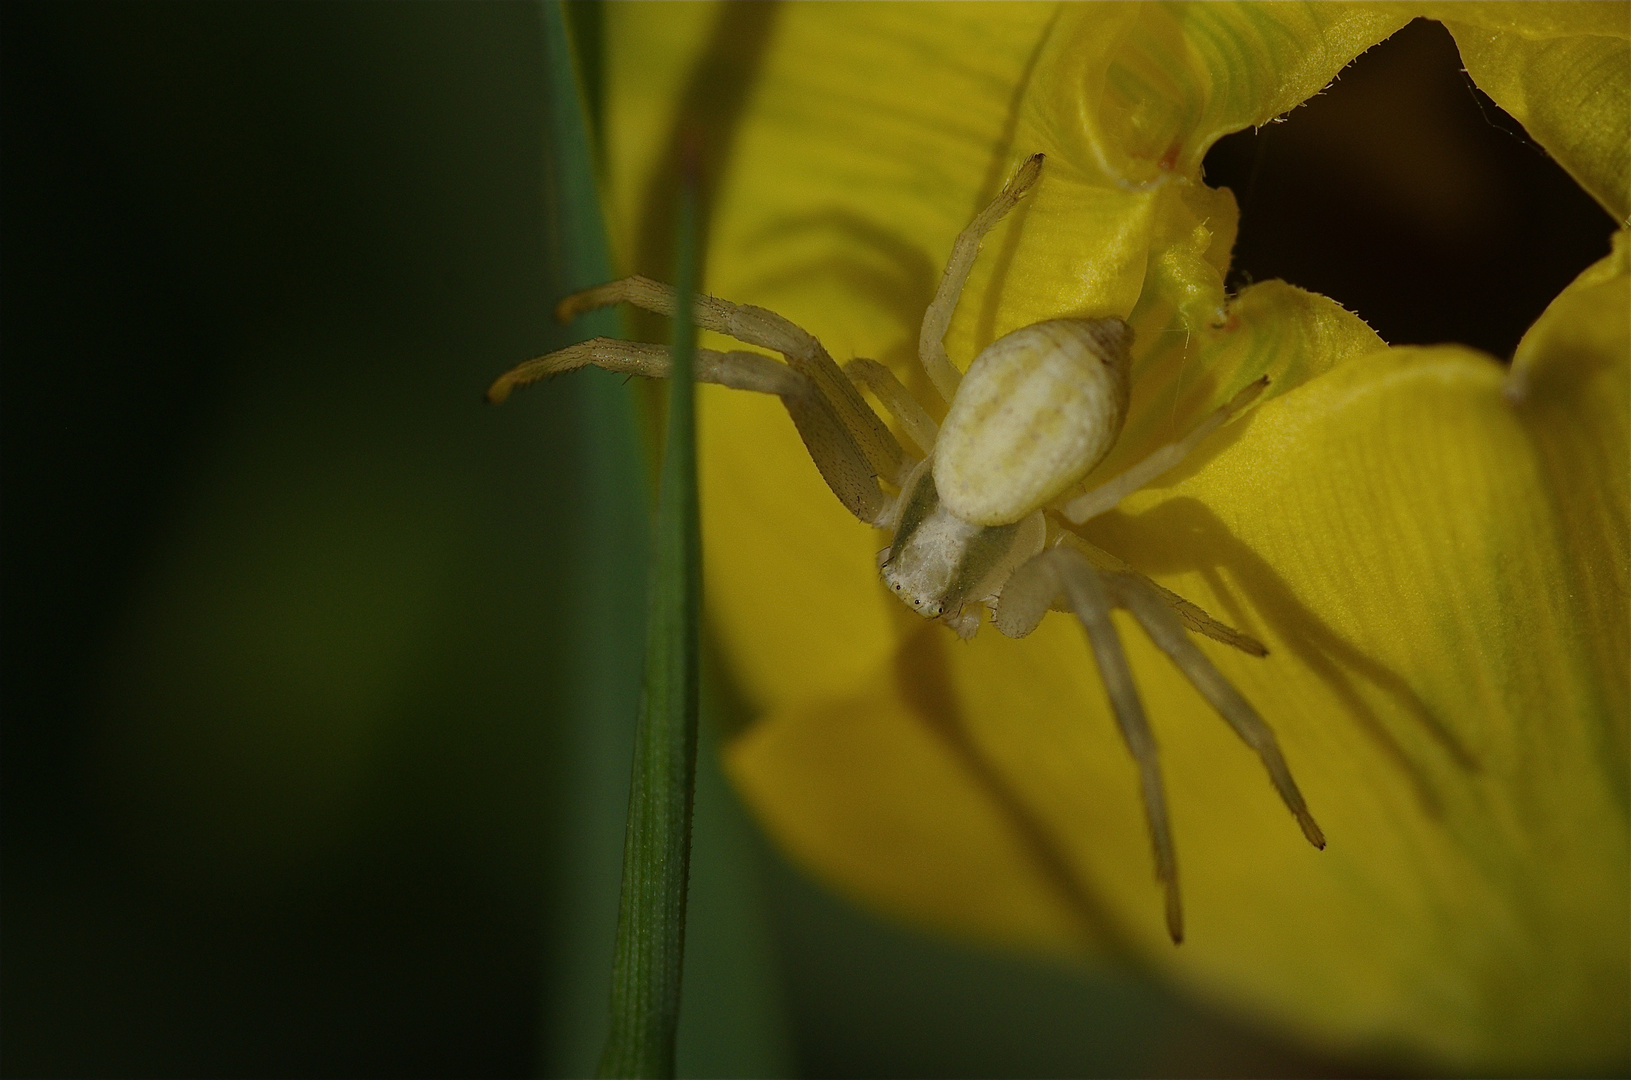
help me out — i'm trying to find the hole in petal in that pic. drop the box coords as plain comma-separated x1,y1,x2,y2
1202,18,1617,360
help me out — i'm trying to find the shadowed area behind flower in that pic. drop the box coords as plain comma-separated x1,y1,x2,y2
1205,18,1618,359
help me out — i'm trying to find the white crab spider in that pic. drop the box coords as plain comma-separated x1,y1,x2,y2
489,154,1324,943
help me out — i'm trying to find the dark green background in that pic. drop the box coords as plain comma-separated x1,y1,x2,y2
1,5,1612,1078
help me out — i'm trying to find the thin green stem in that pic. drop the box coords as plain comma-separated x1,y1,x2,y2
598,178,701,1080
533,3,648,1074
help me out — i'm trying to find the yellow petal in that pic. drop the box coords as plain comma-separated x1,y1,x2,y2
603,3,1630,1071
1507,227,1630,765
728,337,1629,1072
1095,280,1383,490
1510,226,1631,397
974,2,1410,341
605,3,1401,714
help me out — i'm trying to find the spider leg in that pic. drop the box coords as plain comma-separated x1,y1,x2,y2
487,338,892,525
1108,571,1325,850
555,276,903,487
487,339,805,402
997,547,1185,944
1060,375,1269,525
1049,528,1267,657
917,153,1044,405
843,358,938,460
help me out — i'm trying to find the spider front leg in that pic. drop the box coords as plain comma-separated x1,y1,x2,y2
918,153,1045,403
555,275,905,488
843,357,938,456
487,324,901,525
487,337,822,401
995,546,1324,944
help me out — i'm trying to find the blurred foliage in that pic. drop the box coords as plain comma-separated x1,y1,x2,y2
0,4,1616,1079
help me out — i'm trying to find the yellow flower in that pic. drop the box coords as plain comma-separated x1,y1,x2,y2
599,3,1628,1072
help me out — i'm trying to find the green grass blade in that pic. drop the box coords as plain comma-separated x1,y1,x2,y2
598,178,701,1079
543,0,610,285
535,1,650,1075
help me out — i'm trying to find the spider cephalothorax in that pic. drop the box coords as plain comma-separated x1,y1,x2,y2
488,154,1324,943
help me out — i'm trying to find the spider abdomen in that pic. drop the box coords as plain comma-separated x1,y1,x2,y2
933,318,1133,526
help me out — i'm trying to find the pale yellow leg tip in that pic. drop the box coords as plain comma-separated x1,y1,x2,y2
1007,152,1045,198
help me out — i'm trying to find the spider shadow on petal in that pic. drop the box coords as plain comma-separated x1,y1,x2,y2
631,1,782,302
739,210,938,325
738,209,942,405
892,622,1143,963
1082,496,1479,819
